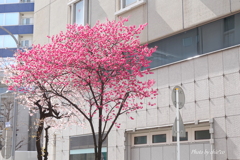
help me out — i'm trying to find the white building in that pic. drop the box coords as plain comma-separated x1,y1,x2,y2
33,0,240,160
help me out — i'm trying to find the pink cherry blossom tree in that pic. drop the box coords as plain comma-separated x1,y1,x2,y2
6,18,157,160
1,60,80,160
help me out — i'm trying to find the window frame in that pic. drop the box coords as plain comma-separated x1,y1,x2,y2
68,0,88,25
130,126,211,147
115,0,146,16
0,13,19,26
150,130,170,145
131,133,149,146
192,126,211,142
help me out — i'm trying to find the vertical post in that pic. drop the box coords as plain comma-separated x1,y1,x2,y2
176,88,180,160
11,93,17,160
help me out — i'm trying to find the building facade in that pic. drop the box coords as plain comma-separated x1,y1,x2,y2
0,0,35,153
34,0,240,160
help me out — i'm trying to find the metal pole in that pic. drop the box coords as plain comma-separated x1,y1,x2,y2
176,88,180,160
11,93,17,160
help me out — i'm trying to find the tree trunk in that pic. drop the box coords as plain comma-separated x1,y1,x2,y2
36,120,44,160
43,126,50,160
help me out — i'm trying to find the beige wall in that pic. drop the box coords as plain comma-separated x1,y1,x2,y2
34,0,240,45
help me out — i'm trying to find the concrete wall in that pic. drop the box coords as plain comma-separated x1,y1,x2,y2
34,0,240,45
0,151,37,160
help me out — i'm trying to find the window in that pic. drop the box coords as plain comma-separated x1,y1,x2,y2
21,0,33,2
224,16,234,32
21,18,33,25
21,40,31,47
172,132,188,142
68,0,88,25
134,136,147,145
152,134,166,143
146,13,240,69
69,134,107,160
0,35,18,48
195,130,210,140
123,0,137,7
0,13,19,26
0,0,19,4
116,0,146,16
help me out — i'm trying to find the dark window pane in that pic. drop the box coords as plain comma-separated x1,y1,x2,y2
152,134,166,143
224,15,235,32
195,130,210,140
134,136,147,145
172,132,188,142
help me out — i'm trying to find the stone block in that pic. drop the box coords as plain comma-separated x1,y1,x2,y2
195,79,209,101
136,110,146,128
169,64,182,86
209,76,224,98
147,108,158,126
108,130,116,147
62,136,69,151
163,145,176,160
158,87,170,107
180,144,190,160
208,52,223,77
158,106,170,125
214,117,226,139
214,138,227,160
181,60,194,83
157,67,169,88
140,147,151,160
223,47,239,74
116,129,125,147
224,73,240,96
184,0,230,28
190,143,204,160
210,97,225,118
147,69,158,87
231,0,240,12
126,112,137,129
227,137,240,159
196,100,210,120
194,56,208,80
226,116,240,137
225,95,240,116
151,146,163,160
131,148,140,160
147,0,183,41
108,147,116,160
182,102,195,122
182,82,195,103
49,0,68,36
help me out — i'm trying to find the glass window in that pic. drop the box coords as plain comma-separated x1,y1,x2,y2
152,134,166,143
224,15,234,32
6,0,19,3
0,35,18,48
0,0,4,3
147,13,240,69
70,134,107,160
195,130,210,140
0,14,4,26
74,0,84,25
124,0,137,7
172,132,188,142
0,36,3,48
134,136,147,145
5,13,19,25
